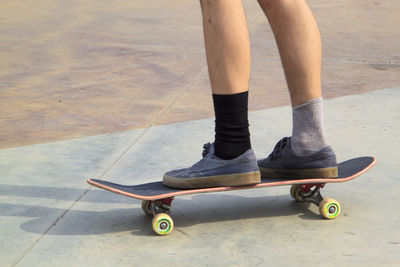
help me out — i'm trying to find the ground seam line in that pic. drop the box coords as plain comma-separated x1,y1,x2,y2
12,68,207,267
95,67,208,180
12,190,89,266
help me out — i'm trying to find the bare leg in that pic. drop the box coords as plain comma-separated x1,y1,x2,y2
163,0,261,187
257,0,334,158
200,0,251,95
256,0,337,178
258,0,322,106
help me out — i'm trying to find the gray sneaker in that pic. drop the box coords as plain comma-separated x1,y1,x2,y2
163,143,261,189
258,137,338,179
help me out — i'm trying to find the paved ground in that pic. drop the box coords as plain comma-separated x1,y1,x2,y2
1,0,400,148
1,0,399,266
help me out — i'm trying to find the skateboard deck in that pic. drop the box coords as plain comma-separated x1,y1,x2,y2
87,156,376,235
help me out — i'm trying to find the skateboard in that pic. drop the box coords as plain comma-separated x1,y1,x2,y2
87,156,376,236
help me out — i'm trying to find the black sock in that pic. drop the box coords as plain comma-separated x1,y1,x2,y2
213,91,251,160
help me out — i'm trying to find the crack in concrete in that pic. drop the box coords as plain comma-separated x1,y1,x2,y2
12,66,208,267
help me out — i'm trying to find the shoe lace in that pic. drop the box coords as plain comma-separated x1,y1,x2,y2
269,137,289,160
189,143,211,170
202,142,211,158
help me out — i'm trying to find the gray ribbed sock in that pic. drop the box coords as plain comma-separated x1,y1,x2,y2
291,97,328,155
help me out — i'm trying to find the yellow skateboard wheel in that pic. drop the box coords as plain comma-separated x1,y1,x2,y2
290,185,305,202
319,198,341,219
141,200,153,217
152,213,174,236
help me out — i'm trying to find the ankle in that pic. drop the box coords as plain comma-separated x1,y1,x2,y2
291,97,328,155
213,92,251,160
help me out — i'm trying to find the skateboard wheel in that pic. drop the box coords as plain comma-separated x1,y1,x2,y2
290,185,305,202
319,198,341,219
141,200,153,217
152,213,174,236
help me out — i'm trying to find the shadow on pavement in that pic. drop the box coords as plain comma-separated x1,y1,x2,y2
2,189,324,237
0,184,132,203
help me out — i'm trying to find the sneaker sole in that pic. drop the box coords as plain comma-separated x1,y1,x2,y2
259,166,338,179
163,171,261,189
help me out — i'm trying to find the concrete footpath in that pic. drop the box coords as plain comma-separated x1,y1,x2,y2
1,0,400,266
1,88,400,266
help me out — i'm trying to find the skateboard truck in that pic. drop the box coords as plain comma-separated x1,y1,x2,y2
141,198,175,235
299,183,325,205
143,197,174,216
290,183,341,220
